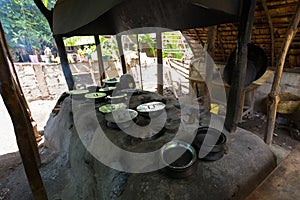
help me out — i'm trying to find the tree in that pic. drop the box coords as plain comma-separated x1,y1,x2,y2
0,0,55,54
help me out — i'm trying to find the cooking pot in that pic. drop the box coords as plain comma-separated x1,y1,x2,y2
98,86,116,96
84,92,107,103
192,127,227,161
98,103,127,114
160,140,197,178
223,43,268,87
102,77,120,87
66,89,89,100
105,109,138,129
136,101,166,118
107,93,127,104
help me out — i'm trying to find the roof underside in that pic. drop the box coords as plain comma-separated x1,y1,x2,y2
53,0,242,36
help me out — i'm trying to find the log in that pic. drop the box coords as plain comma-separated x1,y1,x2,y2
0,23,48,200
265,1,300,144
116,35,127,74
262,0,275,67
225,0,257,133
94,35,105,85
157,31,163,95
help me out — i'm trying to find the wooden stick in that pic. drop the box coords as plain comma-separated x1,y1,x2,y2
94,35,105,85
0,23,48,200
265,1,300,144
116,35,127,74
225,0,257,133
157,31,163,95
262,0,275,67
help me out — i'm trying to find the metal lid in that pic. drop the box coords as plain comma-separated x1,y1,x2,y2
66,89,89,95
136,102,166,112
84,92,106,99
98,103,127,113
105,109,138,123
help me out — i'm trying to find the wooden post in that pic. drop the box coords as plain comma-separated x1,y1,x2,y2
136,34,144,90
262,0,275,67
204,25,217,112
116,35,127,74
94,35,105,85
224,0,257,133
157,31,163,95
0,23,48,200
265,1,300,144
54,35,75,90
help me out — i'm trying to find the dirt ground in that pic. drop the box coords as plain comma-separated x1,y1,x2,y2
0,97,299,199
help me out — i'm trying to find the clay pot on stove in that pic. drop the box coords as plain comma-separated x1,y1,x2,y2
160,140,197,178
102,77,120,87
192,127,227,161
105,109,138,129
84,92,107,103
98,86,116,96
136,101,166,118
66,89,89,100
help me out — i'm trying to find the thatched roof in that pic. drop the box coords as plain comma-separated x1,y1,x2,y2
183,0,300,68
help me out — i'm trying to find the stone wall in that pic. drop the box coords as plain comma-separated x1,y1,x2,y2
14,63,68,102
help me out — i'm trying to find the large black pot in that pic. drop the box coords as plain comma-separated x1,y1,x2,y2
192,127,227,161
223,43,268,87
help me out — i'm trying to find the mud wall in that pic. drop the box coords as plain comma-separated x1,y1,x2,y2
14,63,68,101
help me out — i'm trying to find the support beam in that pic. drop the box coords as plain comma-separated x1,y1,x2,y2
136,34,144,90
265,1,300,144
116,35,127,74
54,35,74,90
225,0,257,133
156,31,163,95
262,0,275,67
0,23,48,200
204,25,217,112
94,35,105,85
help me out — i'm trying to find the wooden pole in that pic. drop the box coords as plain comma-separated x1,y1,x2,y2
265,1,300,144
0,23,48,200
54,35,75,90
94,35,105,85
224,0,257,133
157,31,163,95
262,0,275,67
136,34,144,90
116,35,127,74
204,25,217,112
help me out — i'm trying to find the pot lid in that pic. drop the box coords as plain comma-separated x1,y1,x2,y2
105,109,138,123
137,102,166,112
84,92,106,99
99,103,127,113
102,77,120,84
98,86,116,92
66,89,89,95
107,93,127,99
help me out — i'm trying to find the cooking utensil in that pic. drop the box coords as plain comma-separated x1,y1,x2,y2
105,109,138,129
98,86,116,96
107,93,127,104
84,92,106,103
66,89,89,100
102,77,120,87
98,103,127,114
192,127,227,161
136,101,166,118
160,140,197,178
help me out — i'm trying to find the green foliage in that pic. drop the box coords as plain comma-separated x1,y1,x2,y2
139,34,156,57
0,0,55,54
